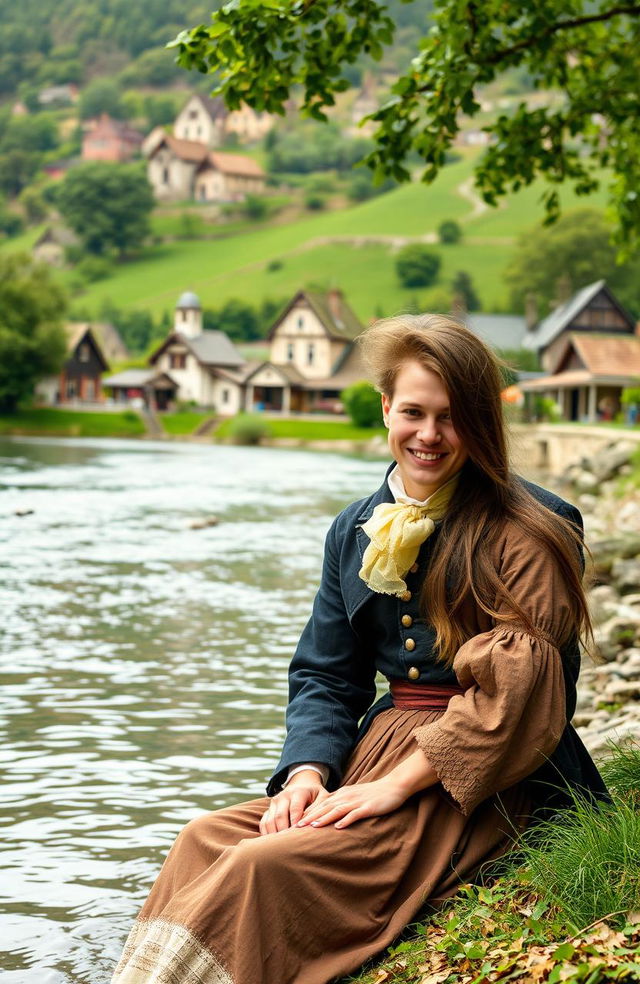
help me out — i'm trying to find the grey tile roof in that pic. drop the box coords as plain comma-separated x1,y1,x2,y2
521,280,605,352
185,331,245,367
465,313,528,350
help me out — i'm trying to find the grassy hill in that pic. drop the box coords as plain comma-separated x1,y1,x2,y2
5,150,611,323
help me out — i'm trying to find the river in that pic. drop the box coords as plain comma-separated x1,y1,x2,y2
0,437,386,983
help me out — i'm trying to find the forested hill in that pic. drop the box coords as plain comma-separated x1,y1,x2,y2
0,0,213,96
0,0,435,99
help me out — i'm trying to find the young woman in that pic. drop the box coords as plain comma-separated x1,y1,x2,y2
113,315,606,984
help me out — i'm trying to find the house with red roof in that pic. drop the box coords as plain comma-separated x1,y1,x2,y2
520,280,640,421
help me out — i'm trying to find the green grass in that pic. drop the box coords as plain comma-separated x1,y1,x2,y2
344,743,640,983
160,411,214,435
0,408,146,437
214,414,387,442
0,151,615,327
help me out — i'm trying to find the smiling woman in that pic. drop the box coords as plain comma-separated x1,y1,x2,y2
381,361,468,500
112,314,607,984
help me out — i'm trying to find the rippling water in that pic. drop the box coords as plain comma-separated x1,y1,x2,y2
0,437,386,982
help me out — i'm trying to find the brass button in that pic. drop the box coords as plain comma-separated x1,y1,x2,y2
408,666,420,680
401,614,412,627
405,638,416,652
410,563,418,573
401,589,412,602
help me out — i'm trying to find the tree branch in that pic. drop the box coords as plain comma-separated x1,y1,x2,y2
483,4,640,65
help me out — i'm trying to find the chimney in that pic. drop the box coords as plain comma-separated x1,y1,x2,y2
327,287,343,321
525,293,538,330
553,274,572,309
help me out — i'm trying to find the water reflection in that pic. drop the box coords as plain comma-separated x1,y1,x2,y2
0,437,386,982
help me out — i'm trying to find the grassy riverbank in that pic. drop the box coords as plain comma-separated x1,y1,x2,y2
342,744,640,984
214,414,386,443
0,407,145,437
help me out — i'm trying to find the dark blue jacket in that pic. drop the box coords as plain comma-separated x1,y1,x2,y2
267,470,607,813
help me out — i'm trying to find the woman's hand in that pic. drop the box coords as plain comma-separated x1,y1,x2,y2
296,751,439,830
259,770,329,835
296,777,407,829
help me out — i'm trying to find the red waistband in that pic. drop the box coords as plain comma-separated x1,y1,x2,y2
389,679,466,710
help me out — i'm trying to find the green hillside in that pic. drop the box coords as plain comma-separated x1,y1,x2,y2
59,151,610,322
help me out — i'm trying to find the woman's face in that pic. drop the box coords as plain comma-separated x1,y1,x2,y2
381,360,468,501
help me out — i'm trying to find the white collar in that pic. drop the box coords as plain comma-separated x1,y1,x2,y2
387,465,458,507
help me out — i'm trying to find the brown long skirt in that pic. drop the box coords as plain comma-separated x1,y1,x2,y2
112,706,531,984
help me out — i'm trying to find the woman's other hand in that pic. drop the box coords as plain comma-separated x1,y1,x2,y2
295,778,406,830
296,750,439,830
259,770,329,835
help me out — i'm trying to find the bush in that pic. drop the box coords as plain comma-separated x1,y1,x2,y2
452,270,481,311
266,258,283,272
304,192,326,211
621,384,640,407
243,194,268,221
225,413,272,446
438,219,462,244
341,381,383,428
396,244,441,288
75,255,113,283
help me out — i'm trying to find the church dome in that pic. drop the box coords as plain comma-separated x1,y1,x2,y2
176,290,201,310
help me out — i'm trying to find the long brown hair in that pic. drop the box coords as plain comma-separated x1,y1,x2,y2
359,313,592,664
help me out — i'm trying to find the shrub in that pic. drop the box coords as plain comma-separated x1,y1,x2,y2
395,244,441,288
621,384,640,406
438,219,462,243
452,270,481,310
75,255,113,283
304,192,326,211
225,413,272,446
266,258,283,272
243,194,268,221
341,381,383,428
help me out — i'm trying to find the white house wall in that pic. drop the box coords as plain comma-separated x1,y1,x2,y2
148,148,196,202
174,97,222,148
213,379,242,414
155,349,215,406
271,306,338,379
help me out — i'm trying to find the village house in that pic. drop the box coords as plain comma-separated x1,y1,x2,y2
240,289,369,413
520,280,640,421
82,114,144,163
145,292,246,411
36,324,109,405
145,133,265,203
32,225,79,267
174,94,273,147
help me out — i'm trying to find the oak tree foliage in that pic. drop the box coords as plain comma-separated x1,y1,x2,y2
169,1,640,249
56,162,155,257
0,253,67,412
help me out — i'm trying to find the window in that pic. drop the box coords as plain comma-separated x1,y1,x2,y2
189,109,198,120
181,310,187,322
169,353,187,369
297,315,304,330
222,388,230,404
78,343,90,363
307,343,315,366
287,342,294,362
162,166,169,185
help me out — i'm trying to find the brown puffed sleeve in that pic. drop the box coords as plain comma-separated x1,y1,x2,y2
413,522,574,816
